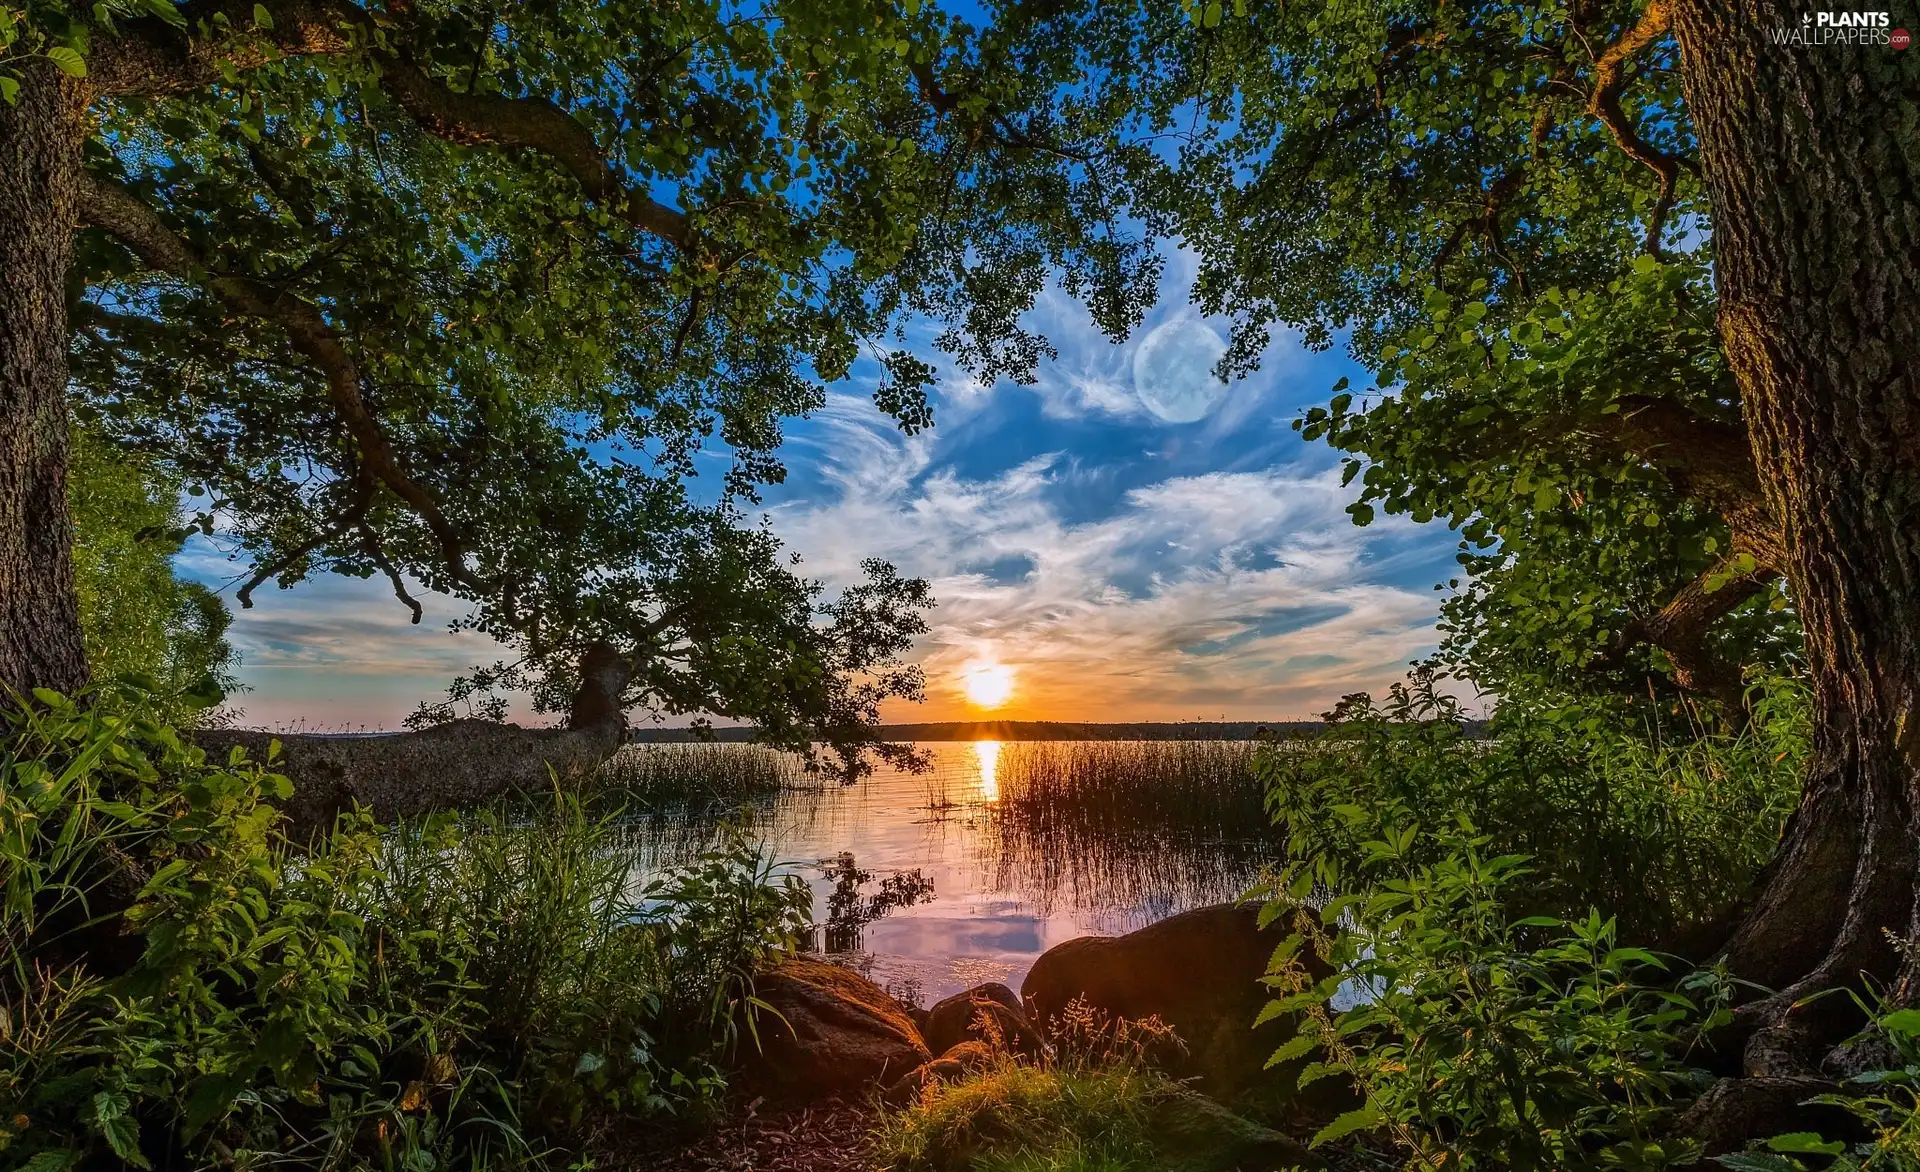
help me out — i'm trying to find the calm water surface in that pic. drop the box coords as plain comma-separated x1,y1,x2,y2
623,741,1280,1005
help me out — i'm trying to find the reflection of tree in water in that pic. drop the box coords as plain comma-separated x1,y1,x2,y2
813,853,936,953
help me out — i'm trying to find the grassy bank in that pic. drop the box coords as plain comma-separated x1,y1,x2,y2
876,1002,1289,1172
2,691,811,1171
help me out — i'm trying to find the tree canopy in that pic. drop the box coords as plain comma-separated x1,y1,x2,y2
1027,0,1800,717
67,421,237,717
5,0,1160,764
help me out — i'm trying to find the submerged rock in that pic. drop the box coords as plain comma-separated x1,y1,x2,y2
1021,902,1335,1100
738,958,930,1101
921,982,1044,1058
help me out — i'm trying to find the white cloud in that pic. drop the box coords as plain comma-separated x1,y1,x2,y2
771,395,1442,721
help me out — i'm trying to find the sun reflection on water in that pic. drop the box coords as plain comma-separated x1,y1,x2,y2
973,739,1001,802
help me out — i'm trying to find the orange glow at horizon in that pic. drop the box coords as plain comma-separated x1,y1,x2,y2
960,661,1017,709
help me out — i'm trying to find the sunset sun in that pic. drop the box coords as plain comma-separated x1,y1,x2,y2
960,662,1017,709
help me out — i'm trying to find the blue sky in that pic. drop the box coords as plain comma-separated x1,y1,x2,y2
182,245,1465,730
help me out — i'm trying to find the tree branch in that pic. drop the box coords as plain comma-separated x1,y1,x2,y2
1609,557,1778,713
1602,396,1784,569
1585,0,1696,256
90,0,359,96
235,515,353,608
89,4,691,250
359,526,424,623
372,53,690,247
1434,85,1563,289
76,170,474,591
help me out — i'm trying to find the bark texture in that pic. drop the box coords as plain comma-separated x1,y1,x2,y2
0,63,89,701
1673,0,1920,1066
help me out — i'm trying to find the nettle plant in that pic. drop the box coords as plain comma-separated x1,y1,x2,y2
1253,808,1734,1169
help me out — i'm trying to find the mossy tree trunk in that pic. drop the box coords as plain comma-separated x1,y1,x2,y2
0,63,89,701
1674,0,1920,1068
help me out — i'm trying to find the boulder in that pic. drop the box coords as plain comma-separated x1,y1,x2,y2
738,958,930,1101
922,982,1045,1057
1020,902,1335,1100
883,1039,997,1107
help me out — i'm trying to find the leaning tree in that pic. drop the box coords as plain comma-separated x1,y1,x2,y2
0,0,1154,817
1058,0,1918,1075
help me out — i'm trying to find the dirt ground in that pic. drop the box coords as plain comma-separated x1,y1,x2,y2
624,1099,881,1172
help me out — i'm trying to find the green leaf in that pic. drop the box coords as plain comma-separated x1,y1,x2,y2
142,0,187,27
46,47,86,78
1765,1133,1844,1156
0,75,19,104
1310,1105,1383,1148
1879,1008,1920,1037
252,3,274,27
93,1092,151,1169
1265,1033,1320,1067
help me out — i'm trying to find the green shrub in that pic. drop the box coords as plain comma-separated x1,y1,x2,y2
1249,667,1807,1168
1257,821,1727,1170
0,688,812,1171
1260,665,1804,947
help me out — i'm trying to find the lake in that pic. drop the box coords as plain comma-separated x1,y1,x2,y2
617,740,1282,1006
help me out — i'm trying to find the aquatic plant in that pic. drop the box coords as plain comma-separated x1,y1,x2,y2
986,740,1281,913
593,743,814,808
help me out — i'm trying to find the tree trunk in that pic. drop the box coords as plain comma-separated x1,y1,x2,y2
1673,0,1920,1069
0,63,89,700
196,643,635,838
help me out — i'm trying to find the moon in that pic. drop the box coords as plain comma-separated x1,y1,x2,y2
1132,319,1230,423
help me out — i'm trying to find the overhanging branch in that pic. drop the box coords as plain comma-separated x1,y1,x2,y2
88,3,692,250
1608,556,1779,713
1585,0,1696,256
76,170,474,591
1603,396,1784,569
372,53,691,248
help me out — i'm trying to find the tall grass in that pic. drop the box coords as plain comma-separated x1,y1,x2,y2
985,741,1280,913
1,690,811,1171
593,743,811,807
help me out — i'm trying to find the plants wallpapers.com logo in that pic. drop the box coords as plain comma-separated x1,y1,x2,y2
1768,10,1910,46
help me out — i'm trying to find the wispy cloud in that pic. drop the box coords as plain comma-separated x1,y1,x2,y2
192,240,1453,729
771,394,1444,722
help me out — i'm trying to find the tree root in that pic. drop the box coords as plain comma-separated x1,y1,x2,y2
1677,1075,1853,1158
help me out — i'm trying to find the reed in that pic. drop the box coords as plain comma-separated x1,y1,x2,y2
592,743,811,807
985,740,1281,912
